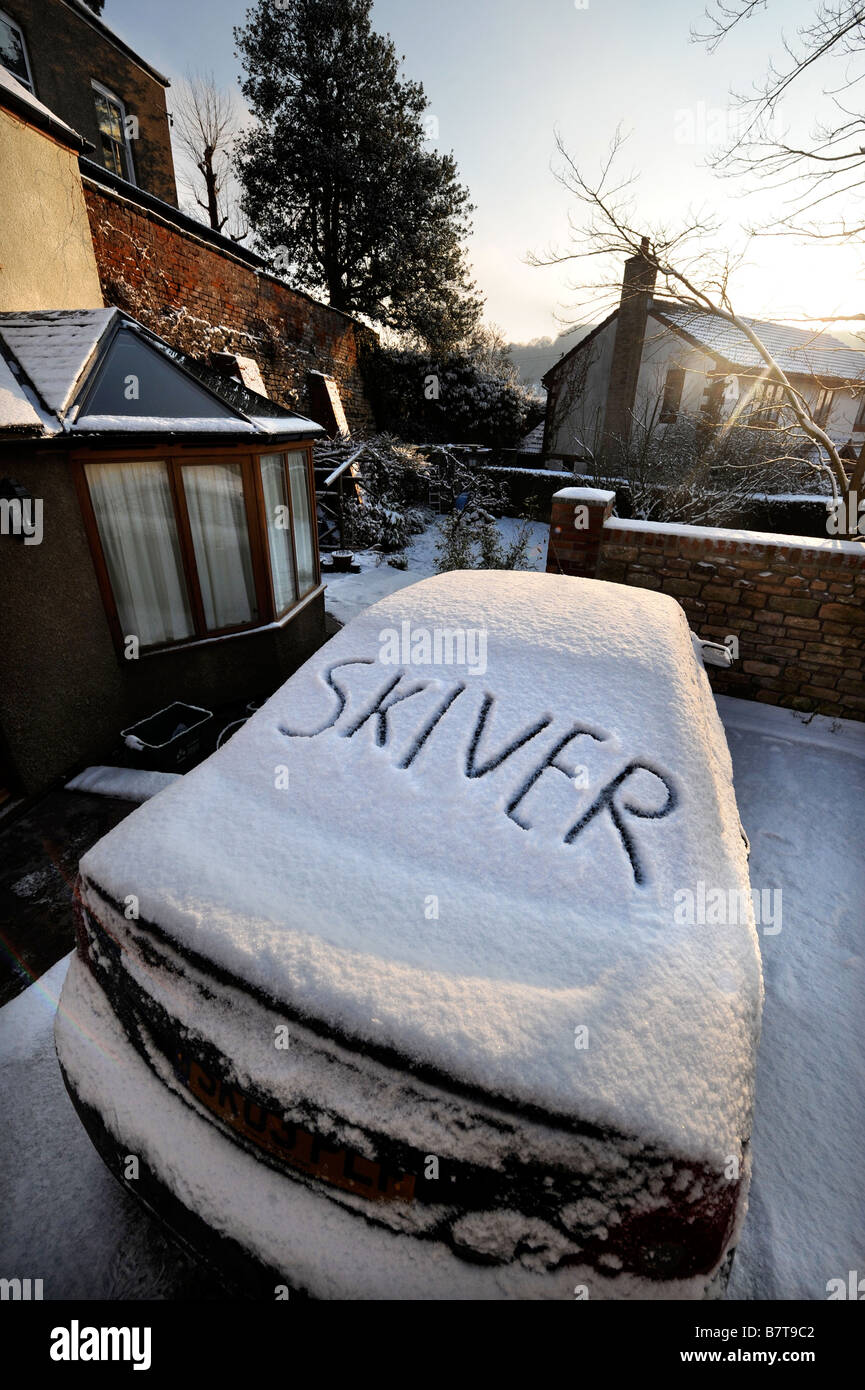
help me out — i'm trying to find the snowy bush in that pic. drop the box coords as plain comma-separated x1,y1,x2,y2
361,342,545,449
435,504,533,573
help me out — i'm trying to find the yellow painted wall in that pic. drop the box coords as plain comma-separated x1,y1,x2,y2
0,107,103,310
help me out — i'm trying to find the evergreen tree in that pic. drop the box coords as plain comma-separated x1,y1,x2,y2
234,0,482,348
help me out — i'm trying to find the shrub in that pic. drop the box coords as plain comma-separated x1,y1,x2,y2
361,342,544,449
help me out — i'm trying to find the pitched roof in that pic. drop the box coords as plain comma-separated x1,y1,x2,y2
61,0,170,86
542,299,865,387
0,352,43,431
517,421,545,453
0,308,116,415
0,309,324,442
651,301,865,383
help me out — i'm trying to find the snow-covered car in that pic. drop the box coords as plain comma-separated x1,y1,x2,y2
55,570,762,1299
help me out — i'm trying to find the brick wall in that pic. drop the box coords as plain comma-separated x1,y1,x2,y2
82,178,376,434
548,489,865,721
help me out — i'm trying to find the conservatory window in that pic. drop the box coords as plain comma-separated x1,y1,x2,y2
288,451,317,594
0,10,33,93
84,460,195,648
82,449,319,653
259,454,298,614
182,463,258,630
92,81,135,183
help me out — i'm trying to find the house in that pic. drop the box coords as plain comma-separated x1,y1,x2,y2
0,0,177,201
0,7,375,430
0,307,325,801
542,239,865,469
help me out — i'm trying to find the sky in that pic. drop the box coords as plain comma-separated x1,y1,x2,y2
105,0,865,343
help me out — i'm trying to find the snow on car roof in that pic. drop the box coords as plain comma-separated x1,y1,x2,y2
79,570,762,1163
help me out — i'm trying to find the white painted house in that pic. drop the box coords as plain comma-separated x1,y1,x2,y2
543,241,865,469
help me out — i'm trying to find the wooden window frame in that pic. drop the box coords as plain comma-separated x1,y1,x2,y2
73,442,320,658
91,79,136,185
0,8,34,94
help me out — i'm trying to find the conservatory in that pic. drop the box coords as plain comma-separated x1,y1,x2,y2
0,308,327,798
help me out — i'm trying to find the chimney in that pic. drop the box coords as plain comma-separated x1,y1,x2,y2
602,237,656,457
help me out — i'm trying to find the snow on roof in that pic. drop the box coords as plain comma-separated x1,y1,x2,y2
0,309,116,415
0,309,324,440
517,422,545,453
0,67,88,149
79,569,762,1164
0,351,43,431
653,300,865,383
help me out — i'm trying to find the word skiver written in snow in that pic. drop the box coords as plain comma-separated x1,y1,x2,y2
278,660,680,887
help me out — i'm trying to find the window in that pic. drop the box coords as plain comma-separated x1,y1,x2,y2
80,328,237,422
259,454,298,613
814,386,834,428
748,381,785,426
84,460,194,648
91,81,135,183
182,463,259,630
659,366,685,423
855,396,865,432
0,9,33,92
81,449,319,652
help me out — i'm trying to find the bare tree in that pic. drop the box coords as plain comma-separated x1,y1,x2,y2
172,73,248,240
530,129,865,531
694,2,865,245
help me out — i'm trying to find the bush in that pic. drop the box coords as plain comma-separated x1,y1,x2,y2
435,505,533,573
361,342,544,449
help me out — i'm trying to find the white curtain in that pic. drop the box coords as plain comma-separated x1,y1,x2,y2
259,453,297,613
288,452,316,594
182,464,257,630
85,461,194,647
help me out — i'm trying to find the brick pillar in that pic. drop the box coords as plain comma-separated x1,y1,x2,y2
546,487,616,579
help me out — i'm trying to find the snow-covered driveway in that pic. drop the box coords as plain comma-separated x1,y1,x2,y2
0,695,861,1299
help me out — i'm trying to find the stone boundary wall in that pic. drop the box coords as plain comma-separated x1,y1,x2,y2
547,488,865,721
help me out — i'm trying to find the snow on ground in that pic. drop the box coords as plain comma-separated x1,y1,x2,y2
720,698,865,1300
323,516,549,626
0,694,861,1298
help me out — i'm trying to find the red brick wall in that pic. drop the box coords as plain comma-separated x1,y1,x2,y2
82,179,376,434
548,491,865,721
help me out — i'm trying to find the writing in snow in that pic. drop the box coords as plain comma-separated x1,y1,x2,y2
280,659,680,887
